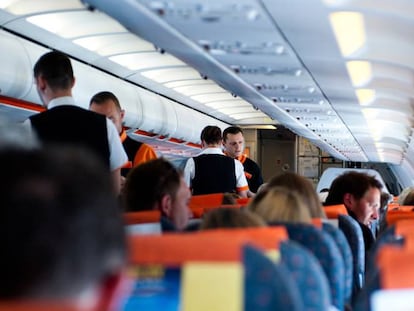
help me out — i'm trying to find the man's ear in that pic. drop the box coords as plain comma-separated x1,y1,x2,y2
35,75,47,91
343,193,353,209
120,109,126,122
159,194,172,217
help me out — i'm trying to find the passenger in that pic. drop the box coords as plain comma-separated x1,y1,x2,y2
123,158,192,231
397,186,414,205
23,51,127,194
267,172,326,218
399,187,414,205
248,186,313,224
222,126,264,196
183,125,249,197
0,146,126,310
200,208,266,230
222,192,240,204
89,91,157,177
324,171,382,252
377,191,393,234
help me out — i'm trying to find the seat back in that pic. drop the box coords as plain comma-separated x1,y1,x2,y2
338,214,365,293
323,221,353,301
243,245,303,311
280,222,345,310
280,241,331,311
125,228,289,311
324,204,348,219
123,210,162,234
123,210,161,225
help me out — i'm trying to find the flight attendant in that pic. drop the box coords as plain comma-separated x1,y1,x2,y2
89,91,158,176
184,125,248,197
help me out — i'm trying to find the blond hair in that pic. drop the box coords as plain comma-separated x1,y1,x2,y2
248,186,312,224
200,208,266,230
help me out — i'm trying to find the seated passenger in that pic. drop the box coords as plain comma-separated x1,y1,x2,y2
0,146,126,310
200,208,266,230
324,171,382,252
397,186,414,205
183,125,248,197
399,188,414,206
123,158,192,231
247,186,312,224
267,172,326,219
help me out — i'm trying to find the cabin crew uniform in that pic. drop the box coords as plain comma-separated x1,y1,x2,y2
24,96,127,171
120,129,157,176
184,147,249,195
236,154,263,193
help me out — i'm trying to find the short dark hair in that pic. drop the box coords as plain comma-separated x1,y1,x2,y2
223,126,243,142
123,158,181,212
89,91,122,111
200,125,222,144
0,146,126,299
325,171,383,205
33,51,74,91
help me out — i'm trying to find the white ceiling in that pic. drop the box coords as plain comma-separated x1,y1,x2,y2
1,0,414,165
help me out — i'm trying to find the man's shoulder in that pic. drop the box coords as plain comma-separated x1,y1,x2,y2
243,156,261,168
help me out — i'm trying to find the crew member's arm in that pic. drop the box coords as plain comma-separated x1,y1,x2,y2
234,159,249,198
107,120,128,194
183,157,195,189
133,143,157,167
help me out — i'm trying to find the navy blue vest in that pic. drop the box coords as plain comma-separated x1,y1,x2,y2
121,135,143,177
192,154,236,195
30,105,110,168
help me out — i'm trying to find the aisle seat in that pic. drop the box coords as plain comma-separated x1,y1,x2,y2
324,204,348,219
189,193,224,209
124,227,299,311
128,226,288,265
123,210,162,234
123,210,161,225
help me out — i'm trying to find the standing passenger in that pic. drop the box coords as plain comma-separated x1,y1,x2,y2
89,91,157,177
183,125,248,197
23,51,127,194
223,126,263,195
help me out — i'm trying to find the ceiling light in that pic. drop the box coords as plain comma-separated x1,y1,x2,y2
356,89,376,106
141,68,201,83
330,12,366,57
109,53,186,71
346,61,372,87
73,34,154,56
1,0,83,14
27,11,125,38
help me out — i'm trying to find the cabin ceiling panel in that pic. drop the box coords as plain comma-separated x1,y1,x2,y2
2,0,414,163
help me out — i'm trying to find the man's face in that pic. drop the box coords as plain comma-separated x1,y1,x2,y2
90,100,124,134
170,177,192,231
348,186,381,226
223,132,244,158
